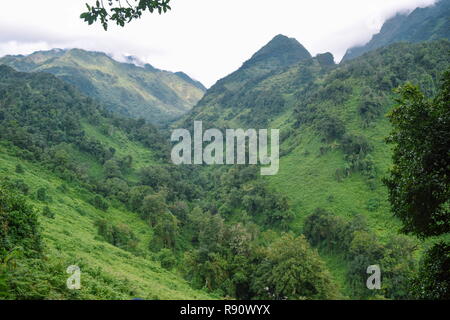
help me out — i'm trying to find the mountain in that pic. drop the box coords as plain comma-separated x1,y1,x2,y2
0,49,206,123
342,0,450,61
243,34,312,70
0,64,338,300
177,39,450,297
178,34,314,128
1,29,449,300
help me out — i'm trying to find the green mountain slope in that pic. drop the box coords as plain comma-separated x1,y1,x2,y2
0,65,213,299
184,39,450,231
342,0,450,61
0,65,340,300
0,49,206,123
179,39,450,297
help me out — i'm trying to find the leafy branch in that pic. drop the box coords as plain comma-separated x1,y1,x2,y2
80,0,171,30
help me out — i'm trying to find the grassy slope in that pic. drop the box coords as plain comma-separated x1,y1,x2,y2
0,125,213,300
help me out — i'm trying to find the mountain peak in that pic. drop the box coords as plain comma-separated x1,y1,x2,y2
243,34,312,69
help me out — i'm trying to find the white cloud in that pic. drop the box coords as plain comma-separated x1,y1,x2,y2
0,0,439,87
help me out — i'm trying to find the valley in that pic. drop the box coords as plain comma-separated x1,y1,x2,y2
0,0,449,300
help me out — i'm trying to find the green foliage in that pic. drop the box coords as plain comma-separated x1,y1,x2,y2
95,219,139,252
304,209,418,299
157,248,177,270
0,67,212,299
412,242,450,300
42,206,55,219
0,186,42,256
150,212,178,251
141,192,168,226
3,178,30,195
36,187,48,202
81,0,171,30
384,71,450,237
252,234,338,299
304,208,363,252
15,164,24,174
90,195,109,211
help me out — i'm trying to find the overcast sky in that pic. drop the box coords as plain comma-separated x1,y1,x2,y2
0,0,438,87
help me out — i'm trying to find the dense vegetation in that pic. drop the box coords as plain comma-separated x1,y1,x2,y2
0,66,338,299
384,71,450,299
0,8,449,298
179,39,450,299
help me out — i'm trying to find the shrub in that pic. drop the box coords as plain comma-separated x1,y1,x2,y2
158,249,177,270
95,219,139,252
42,206,55,219
36,187,48,202
15,164,24,174
90,195,109,211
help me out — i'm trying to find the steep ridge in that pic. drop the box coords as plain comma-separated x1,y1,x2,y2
342,0,450,61
0,49,206,123
179,34,315,128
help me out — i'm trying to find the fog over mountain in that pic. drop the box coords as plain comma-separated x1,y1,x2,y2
0,0,438,87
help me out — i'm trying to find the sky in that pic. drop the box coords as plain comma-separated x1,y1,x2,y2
0,0,439,87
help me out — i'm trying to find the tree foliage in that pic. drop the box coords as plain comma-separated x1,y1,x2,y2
81,0,171,30
384,70,450,238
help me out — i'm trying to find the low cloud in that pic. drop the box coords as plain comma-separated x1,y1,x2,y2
0,0,439,87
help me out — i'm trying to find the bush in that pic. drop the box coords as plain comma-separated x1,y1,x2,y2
42,206,55,219
412,242,450,300
36,187,48,202
95,219,139,252
15,164,24,174
158,249,177,270
0,186,42,256
90,195,109,211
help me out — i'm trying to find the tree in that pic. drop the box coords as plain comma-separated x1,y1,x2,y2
384,70,450,299
150,212,178,250
384,71,450,237
90,194,109,211
81,0,171,30
141,192,167,226
412,242,450,300
158,248,177,270
0,186,42,256
252,234,337,299
104,159,121,178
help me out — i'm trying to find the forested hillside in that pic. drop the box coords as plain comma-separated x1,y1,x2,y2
177,39,450,298
0,66,337,300
1,3,449,300
0,66,213,299
0,49,206,123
